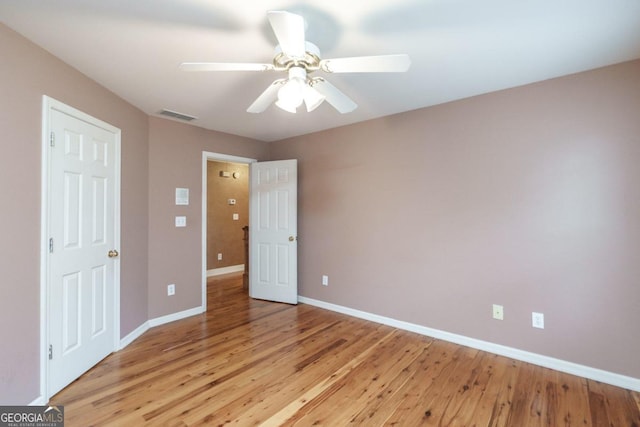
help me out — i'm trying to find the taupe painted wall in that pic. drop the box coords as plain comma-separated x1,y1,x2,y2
0,24,267,404
0,25,149,403
147,118,267,319
270,59,640,379
2,19,639,404
207,161,249,270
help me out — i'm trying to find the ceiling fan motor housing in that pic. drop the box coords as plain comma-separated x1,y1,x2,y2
273,42,321,71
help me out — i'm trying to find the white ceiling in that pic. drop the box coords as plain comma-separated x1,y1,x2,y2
2,1,640,142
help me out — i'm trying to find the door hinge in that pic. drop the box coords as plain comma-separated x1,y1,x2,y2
49,238,54,253
50,132,55,147
48,344,53,360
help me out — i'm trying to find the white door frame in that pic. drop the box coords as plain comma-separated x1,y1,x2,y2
201,151,256,311
39,96,121,403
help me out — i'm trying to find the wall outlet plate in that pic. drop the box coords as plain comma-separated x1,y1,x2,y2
322,275,328,286
532,312,544,329
492,304,504,320
167,284,175,296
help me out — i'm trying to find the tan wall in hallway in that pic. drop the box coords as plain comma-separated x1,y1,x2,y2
0,24,149,404
207,161,249,270
269,59,640,379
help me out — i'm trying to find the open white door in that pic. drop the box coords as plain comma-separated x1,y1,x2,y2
249,160,297,304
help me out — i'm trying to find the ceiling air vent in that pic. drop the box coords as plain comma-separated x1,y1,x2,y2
158,109,197,122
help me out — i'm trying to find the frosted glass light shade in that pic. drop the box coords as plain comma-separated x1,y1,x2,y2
275,66,308,113
303,85,325,112
276,79,304,112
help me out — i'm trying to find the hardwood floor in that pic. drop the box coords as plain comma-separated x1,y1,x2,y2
51,274,640,426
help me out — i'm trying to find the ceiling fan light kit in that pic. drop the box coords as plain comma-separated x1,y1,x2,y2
274,66,327,113
180,11,411,114
276,67,307,112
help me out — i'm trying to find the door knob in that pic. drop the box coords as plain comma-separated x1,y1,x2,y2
108,249,119,258
289,236,296,242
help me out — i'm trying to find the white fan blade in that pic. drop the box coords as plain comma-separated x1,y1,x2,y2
320,54,411,73
311,79,357,114
247,80,284,113
267,11,306,58
180,62,274,72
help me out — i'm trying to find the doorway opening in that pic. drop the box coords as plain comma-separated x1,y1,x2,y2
201,152,255,311
206,161,249,274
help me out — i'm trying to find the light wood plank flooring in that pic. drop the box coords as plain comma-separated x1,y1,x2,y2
51,273,640,426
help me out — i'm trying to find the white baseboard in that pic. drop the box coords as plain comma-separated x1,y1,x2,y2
298,296,640,392
148,306,204,328
119,321,150,350
207,265,244,277
119,306,203,350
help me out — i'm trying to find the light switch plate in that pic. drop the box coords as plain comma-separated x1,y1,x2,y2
232,213,239,220
175,216,186,227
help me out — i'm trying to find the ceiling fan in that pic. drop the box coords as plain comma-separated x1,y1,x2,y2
179,11,411,114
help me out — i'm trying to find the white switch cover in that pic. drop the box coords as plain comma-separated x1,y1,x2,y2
175,216,186,227
232,213,239,220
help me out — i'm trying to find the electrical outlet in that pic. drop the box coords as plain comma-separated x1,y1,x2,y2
532,312,544,329
322,275,329,286
492,304,504,320
217,253,222,261
167,284,175,296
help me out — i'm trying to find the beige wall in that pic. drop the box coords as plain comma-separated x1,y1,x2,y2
270,59,640,379
207,161,249,270
147,118,267,318
0,24,150,403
